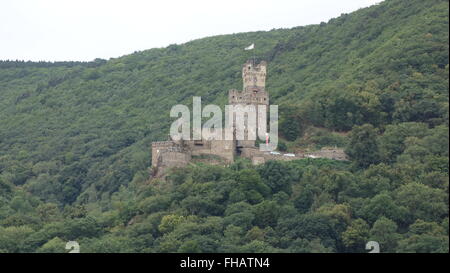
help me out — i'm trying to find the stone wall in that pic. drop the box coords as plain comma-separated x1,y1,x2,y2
151,141,177,167
151,138,237,177
239,146,349,165
160,150,191,168
228,89,269,106
252,156,265,165
305,148,347,160
240,147,261,158
209,140,235,163
187,139,235,163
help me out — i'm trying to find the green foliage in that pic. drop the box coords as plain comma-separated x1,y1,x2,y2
279,104,307,141
307,129,348,149
397,220,449,253
395,182,448,222
277,141,287,152
36,237,66,253
345,124,380,168
257,160,298,195
342,219,370,252
294,187,314,213
378,122,429,163
369,217,400,253
0,155,447,253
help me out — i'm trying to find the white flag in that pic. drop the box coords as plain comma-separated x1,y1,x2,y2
244,43,254,50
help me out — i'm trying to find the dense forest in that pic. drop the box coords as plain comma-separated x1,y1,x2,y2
0,0,448,253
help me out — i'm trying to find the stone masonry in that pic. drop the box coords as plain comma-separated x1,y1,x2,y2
151,60,347,177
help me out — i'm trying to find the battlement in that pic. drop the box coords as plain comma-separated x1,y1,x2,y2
243,60,267,72
229,89,269,105
152,141,176,148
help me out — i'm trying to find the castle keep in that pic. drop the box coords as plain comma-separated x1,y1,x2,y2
151,60,346,177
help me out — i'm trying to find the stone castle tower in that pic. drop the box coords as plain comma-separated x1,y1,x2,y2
228,60,269,149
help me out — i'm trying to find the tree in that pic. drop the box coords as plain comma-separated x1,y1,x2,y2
240,240,278,253
395,183,448,223
258,161,297,194
36,203,62,222
279,104,306,141
252,201,280,228
0,226,34,253
278,141,288,152
0,177,13,197
219,225,245,252
36,237,66,253
397,233,449,253
294,187,314,213
396,220,449,253
277,213,337,250
359,193,409,226
178,240,201,253
345,124,380,168
317,203,352,234
159,215,185,234
370,217,400,253
288,238,333,253
342,219,370,253
235,169,271,204
378,122,429,164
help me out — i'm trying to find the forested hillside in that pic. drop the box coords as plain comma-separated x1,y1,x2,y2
0,0,448,253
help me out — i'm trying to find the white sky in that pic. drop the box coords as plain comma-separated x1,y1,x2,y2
1,0,381,62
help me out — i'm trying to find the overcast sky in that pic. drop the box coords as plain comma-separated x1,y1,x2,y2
1,0,381,62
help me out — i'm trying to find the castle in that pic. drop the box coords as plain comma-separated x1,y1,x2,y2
151,60,346,177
